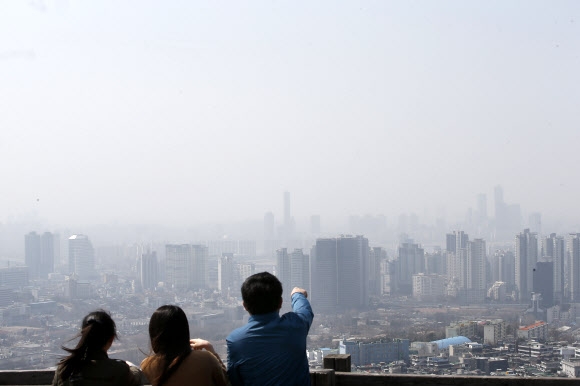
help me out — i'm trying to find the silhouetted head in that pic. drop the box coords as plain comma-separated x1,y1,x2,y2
241,271,283,315
58,310,117,381
149,305,190,355
78,310,117,354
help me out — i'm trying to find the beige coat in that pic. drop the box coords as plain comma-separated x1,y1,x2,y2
141,350,228,386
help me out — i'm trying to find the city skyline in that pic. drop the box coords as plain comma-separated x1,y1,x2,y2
1,1,579,227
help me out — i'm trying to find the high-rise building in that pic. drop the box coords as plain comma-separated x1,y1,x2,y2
25,231,55,279
491,250,515,291
425,250,446,276
544,233,565,304
289,248,309,291
412,273,445,301
0,266,28,288
277,248,309,312
40,232,55,278
533,261,554,308
282,191,294,240
218,253,235,293
68,234,96,281
568,234,580,302
368,247,387,297
165,244,207,290
140,251,158,291
529,213,542,235
236,262,256,288
397,241,425,295
311,235,369,313
446,231,468,291
169,245,183,288
276,248,291,293
465,238,486,303
515,229,538,303
311,238,337,313
25,232,41,279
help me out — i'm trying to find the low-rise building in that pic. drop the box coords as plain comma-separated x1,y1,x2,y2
561,358,580,378
517,321,548,341
339,339,410,366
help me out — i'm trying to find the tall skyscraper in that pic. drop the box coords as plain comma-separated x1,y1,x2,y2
465,238,486,302
68,234,96,280
289,248,310,290
276,248,291,293
492,249,515,291
544,233,565,304
218,253,235,293
277,248,310,294
446,231,468,291
192,245,207,289
25,232,41,279
529,213,542,235
165,244,207,290
40,232,55,278
368,247,387,297
515,229,538,303
311,235,369,313
533,261,554,308
140,251,158,291
397,241,425,295
568,234,580,302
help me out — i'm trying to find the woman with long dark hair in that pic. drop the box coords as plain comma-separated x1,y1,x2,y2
52,309,142,386
141,305,228,386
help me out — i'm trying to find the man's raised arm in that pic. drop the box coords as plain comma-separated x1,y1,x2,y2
290,287,314,328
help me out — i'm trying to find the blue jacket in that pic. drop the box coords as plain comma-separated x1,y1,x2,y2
226,293,314,386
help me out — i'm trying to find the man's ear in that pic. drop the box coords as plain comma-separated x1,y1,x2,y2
243,302,248,311
278,297,283,309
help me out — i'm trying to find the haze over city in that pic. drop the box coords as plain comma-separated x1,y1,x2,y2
6,3,580,380
1,1,579,230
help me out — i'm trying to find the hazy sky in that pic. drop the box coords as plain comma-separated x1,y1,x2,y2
1,1,579,228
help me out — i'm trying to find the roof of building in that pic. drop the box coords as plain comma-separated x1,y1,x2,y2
519,321,547,331
431,336,471,349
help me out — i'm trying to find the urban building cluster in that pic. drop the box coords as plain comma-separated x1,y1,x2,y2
3,188,580,377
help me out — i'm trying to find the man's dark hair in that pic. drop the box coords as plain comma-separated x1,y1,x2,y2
241,272,283,315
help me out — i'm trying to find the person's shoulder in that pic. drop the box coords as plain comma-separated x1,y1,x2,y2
227,324,250,342
189,350,219,363
281,311,310,320
140,356,150,368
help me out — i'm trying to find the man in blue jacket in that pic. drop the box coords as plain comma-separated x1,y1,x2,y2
227,272,314,386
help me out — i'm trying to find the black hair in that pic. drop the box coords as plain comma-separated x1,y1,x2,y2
57,309,117,381
241,271,283,315
148,305,191,386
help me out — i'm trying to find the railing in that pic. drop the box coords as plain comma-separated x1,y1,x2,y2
1,369,580,386
1,356,577,386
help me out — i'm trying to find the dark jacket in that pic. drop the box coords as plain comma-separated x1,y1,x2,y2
52,350,142,386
